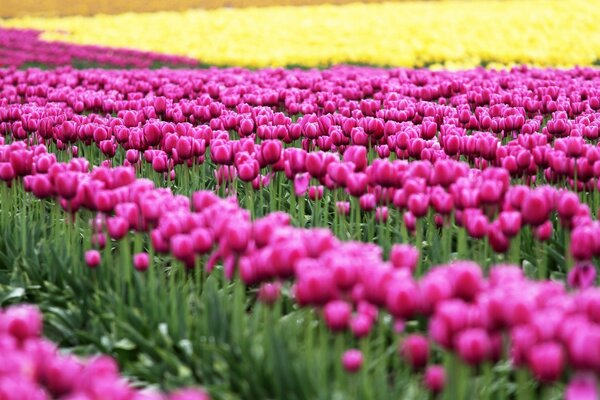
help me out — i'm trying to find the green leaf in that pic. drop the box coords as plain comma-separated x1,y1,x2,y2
1,287,25,305
114,338,136,351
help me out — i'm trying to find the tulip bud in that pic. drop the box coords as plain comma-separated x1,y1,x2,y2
350,314,373,338
258,282,281,305
323,300,352,332
0,304,42,341
568,263,597,290
527,342,564,383
389,244,419,272
424,365,446,393
401,335,429,370
106,216,128,240
565,374,599,400
521,190,550,226
341,349,363,373
85,250,101,269
455,328,491,365
133,252,150,272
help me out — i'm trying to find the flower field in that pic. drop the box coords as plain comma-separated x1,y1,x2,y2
3,0,600,68
1,1,600,400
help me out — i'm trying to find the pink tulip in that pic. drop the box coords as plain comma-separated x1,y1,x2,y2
323,300,352,332
423,365,446,393
85,250,101,269
401,335,429,370
133,252,150,272
341,349,363,373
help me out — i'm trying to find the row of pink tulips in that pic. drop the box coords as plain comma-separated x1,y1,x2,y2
0,135,598,266
0,28,198,68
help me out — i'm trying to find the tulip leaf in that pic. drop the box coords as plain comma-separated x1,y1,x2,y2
0,287,25,305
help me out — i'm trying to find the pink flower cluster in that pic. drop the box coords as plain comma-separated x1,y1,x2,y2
3,140,600,392
0,27,198,68
3,62,600,396
0,66,599,261
411,262,600,396
0,304,210,400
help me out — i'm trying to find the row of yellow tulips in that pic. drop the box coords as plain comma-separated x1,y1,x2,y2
3,0,600,68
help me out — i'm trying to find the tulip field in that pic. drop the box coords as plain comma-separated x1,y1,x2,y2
2,1,600,399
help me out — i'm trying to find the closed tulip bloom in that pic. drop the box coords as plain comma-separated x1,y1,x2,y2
123,110,138,128
54,172,79,199
424,365,446,393
527,342,564,383
568,264,597,290
237,160,260,182
565,374,599,400
152,155,169,173
359,193,376,212
401,334,429,370
534,220,553,242
488,224,510,253
176,137,194,160
260,140,282,165
350,313,373,338
308,185,324,201
30,175,52,198
558,191,580,219
43,354,83,396
91,233,107,250
143,123,162,146
191,228,213,254
521,190,550,226
343,146,368,171
0,304,42,341
95,190,115,213
323,300,352,332
306,152,328,178
407,194,429,218
294,173,310,197
341,349,363,373
258,282,281,305
465,211,489,239
571,227,596,261
9,150,33,176
225,220,251,253
336,201,351,216
126,149,140,164
498,211,522,237
386,280,419,319
451,262,483,301
107,216,129,240
85,249,101,269
390,244,419,272
133,252,150,272
239,118,254,136
455,328,491,365
346,172,368,197
375,206,388,223
404,211,416,232
0,162,14,183
170,234,194,262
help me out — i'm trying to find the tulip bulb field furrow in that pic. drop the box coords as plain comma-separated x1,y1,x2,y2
3,0,600,68
1,63,600,399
